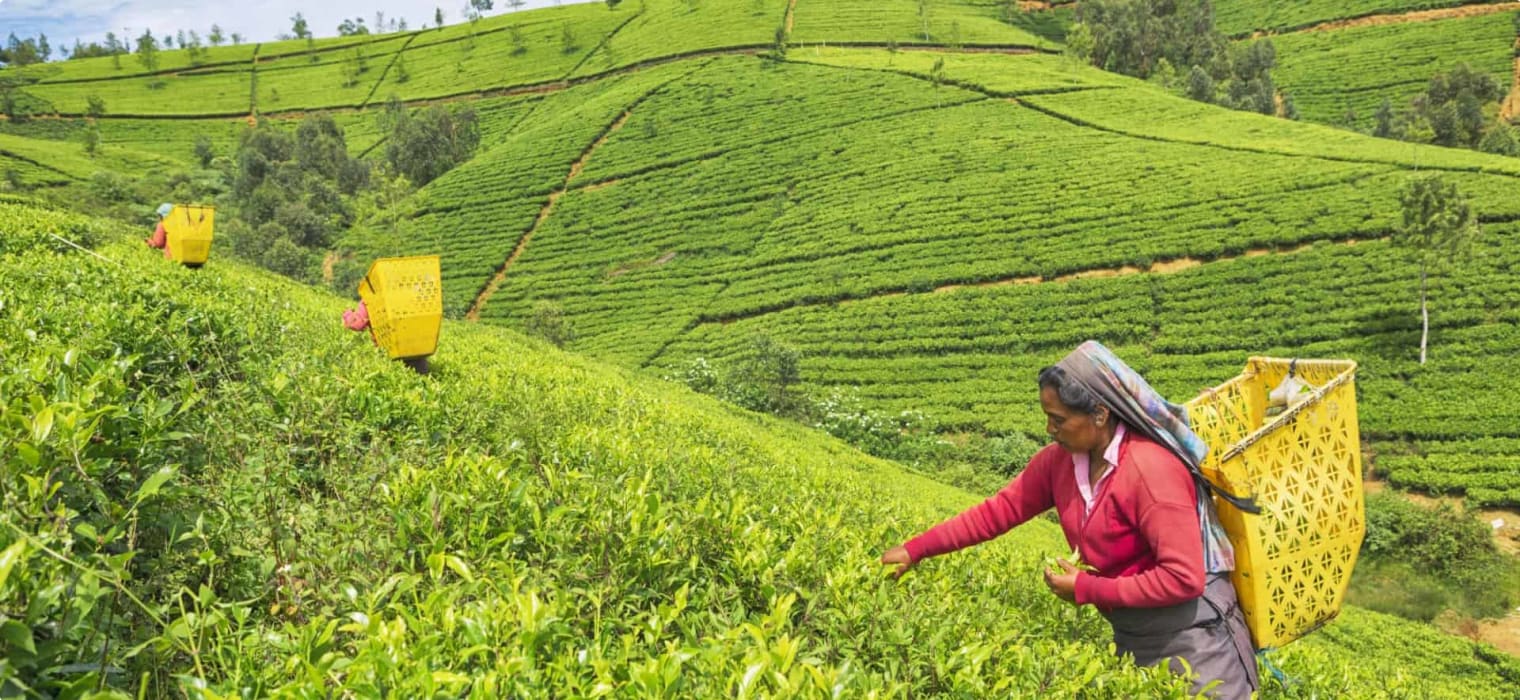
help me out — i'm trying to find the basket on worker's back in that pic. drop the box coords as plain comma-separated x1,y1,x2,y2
1186,357,1363,650
163,204,215,265
357,255,443,360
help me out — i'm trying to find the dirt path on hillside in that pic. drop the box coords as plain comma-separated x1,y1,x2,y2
1254,2,1520,37
785,0,798,35
697,236,1382,326
925,238,1364,296
466,110,632,320
897,45,1041,54
608,250,677,278
1501,39,1520,123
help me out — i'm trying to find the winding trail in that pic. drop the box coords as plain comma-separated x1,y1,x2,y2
1501,34,1520,122
465,110,633,321
696,236,1388,328
1248,1,1520,37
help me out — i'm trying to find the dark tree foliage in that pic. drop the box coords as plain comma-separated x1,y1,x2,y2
381,97,481,187
1074,0,1280,116
230,115,371,281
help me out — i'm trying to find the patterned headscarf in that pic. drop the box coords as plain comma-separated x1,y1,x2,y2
1055,341,1256,572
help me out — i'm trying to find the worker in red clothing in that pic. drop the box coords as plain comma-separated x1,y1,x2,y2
342,300,429,375
880,341,1259,699
342,301,370,332
144,203,173,259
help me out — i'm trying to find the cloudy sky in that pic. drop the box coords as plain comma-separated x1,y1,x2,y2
3,0,591,54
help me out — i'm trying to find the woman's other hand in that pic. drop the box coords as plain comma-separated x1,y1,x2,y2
1044,559,1079,603
880,545,916,580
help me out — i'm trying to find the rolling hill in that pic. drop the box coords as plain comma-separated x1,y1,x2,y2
2,0,1520,691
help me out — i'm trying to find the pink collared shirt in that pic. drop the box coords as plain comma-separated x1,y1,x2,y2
1073,423,1126,520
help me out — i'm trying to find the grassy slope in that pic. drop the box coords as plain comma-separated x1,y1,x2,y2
1269,11,1519,129
441,50,1520,507
3,4,1518,505
3,201,1518,696
0,131,179,182
788,0,1051,46
1212,0,1519,35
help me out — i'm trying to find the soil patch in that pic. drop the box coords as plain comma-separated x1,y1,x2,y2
1256,2,1520,37
608,250,678,277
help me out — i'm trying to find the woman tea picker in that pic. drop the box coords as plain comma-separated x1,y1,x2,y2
880,341,1260,698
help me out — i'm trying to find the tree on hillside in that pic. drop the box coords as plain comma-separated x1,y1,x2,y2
1416,64,1502,149
83,124,101,157
1063,23,1094,64
338,18,370,36
1186,64,1212,102
524,300,575,348
728,335,803,416
105,32,123,68
380,96,481,186
509,25,526,54
1374,97,1397,139
291,13,312,39
194,135,215,168
395,52,411,82
230,115,370,280
1374,64,1509,155
1478,122,1520,157
210,24,225,46
1,34,44,66
436,7,446,27
231,32,244,45
606,0,623,8
1070,0,1284,117
86,94,106,119
186,30,205,65
1395,176,1481,365
135,30,160,74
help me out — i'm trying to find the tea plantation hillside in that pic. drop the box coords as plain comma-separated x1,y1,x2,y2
397,48,1520,508
3,0,1520,508
5,199,1520,696
1207,0,1520,131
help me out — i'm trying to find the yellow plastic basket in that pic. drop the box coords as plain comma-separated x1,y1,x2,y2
1186,357,1363,649
357,256,442,360
163,204,215,265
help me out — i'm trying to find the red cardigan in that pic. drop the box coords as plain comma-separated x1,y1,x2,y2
904,432,1206,610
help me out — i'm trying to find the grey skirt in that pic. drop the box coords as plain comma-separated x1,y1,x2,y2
1100,574,1260,699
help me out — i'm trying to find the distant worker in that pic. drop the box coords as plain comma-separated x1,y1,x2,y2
879,341,1259,698
342,300,430,375
144,203,173,259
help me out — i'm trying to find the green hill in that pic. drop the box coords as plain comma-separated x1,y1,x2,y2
2,0,1520,690
4,199,1519,696
0,0,1515,508
1269,11,1517,128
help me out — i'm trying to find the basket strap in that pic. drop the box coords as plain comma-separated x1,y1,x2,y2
1257,648,1294,689
1195,470,1261,514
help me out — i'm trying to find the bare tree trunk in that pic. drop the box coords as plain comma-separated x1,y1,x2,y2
1419,264,1428,365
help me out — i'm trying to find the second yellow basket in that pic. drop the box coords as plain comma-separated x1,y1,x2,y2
357,255,443,360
